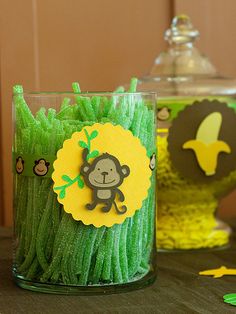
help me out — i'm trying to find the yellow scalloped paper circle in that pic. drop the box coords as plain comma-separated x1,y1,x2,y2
52,123,151,227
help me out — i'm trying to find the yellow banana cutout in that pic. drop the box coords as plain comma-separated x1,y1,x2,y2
183,112,231,176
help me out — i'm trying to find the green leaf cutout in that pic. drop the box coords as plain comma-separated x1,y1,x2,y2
59,189,66,199
62,175,73,183
87,150,99,159
223,294,236,306
90,130,98,140
79,140,88,149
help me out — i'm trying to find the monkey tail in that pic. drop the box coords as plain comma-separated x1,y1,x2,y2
113,201,127,215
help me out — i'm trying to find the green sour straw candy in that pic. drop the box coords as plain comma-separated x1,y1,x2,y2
13,81,156,286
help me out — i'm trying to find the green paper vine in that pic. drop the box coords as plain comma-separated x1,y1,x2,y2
54,174,84,199
79,129,99,160
54,128,99,199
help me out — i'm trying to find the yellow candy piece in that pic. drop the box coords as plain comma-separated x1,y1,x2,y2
199,266,236,278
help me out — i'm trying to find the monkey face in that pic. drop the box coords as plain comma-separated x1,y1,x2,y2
81,153,130,189
33,159,50,176
157,107,171,121
16,157,24,174
89,159,122,188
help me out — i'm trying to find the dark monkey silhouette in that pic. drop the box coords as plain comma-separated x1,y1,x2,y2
80,148,130,215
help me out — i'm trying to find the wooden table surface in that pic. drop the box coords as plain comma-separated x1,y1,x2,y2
1,226,236,314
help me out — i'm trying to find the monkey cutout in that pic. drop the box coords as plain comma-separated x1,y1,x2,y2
80,149,130,215
33,158,50,176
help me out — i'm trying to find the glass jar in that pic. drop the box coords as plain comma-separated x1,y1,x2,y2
12,86,157,294
138,15,236,251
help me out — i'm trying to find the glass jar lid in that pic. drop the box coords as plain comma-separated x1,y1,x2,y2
138,15,236,96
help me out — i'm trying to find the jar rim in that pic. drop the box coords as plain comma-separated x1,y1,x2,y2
13,91,158,97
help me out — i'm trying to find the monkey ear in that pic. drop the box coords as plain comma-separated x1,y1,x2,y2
121,165,130,177
46,162,50,167
34,160,38,165
81,165,90,174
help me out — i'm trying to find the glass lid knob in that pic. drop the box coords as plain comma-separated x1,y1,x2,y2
165,14,199,45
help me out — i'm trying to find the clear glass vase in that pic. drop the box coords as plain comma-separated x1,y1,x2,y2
138,15,236,251
12,87,157,294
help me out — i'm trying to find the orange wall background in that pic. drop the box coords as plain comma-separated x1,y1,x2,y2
1,0,236,225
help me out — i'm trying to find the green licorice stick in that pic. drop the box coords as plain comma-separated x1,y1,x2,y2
107,98,116,119
76,101,88,121
72,82,92,122
78,227,99,285
86,226,107,282
69,222,85,283
141,177,155,268
101,96,111,118
22,177,34,256
15,176,27,236
114,86,125,93
13,85,35,126
72,82,81,94
45,222,55,261
36,188,54,271
139,106,149,146
111,224,123,283
128,77,138,93
41,214,72,282
127,101,135,124
147,176,155,248
19,177,42,272
15,140,30,263
35,137,55,278
141,197,149,265
51,268,61,283
118,219,129,282
47,108,56,122
68,235,85,284
82,97,96,121
56,97,71,119
15,220,26,265
36,108,51,130
61,221,78,284
52,212,70,257
91,96,100,120
127,209,142,278
93,226,106,254
92,236,106,283
26,257,40,279
102,227,115,281
131,105,143,137
75,227,91,275
51,195,61,234
127,108,147,277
